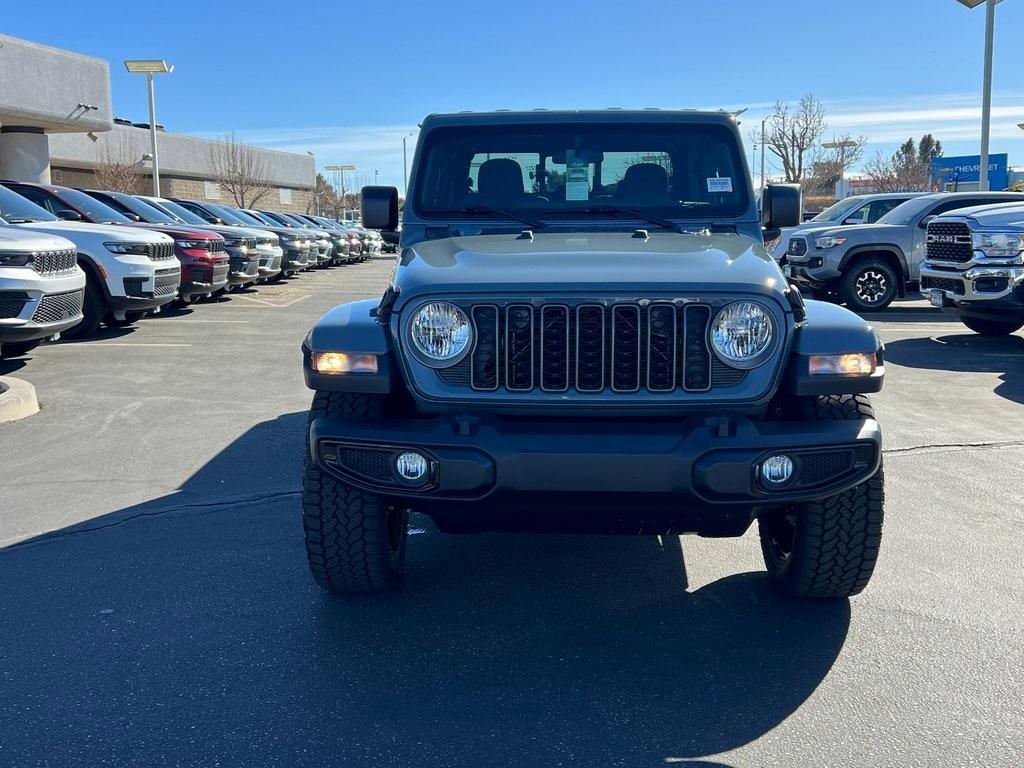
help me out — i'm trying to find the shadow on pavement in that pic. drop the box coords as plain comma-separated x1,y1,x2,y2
0,412,849,767
884,332,1024,404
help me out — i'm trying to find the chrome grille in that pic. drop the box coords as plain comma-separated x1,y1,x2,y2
454,300,745,395
147,242,176,260
31,289,84,324
32,248,77,275
210,239,226,253
926,222,973,262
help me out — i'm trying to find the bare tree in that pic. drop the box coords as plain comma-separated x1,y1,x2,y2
862,135,944,193
207,132,273,208
802,132,867,196
94,133,143,194
309,173,338,215
764,94,827,183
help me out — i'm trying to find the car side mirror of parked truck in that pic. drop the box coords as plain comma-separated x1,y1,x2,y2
361,186,399,233
761,183,802,240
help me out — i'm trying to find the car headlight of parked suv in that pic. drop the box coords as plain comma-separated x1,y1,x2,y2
814,236,847,249
409,301,473,366
103,241,150,255
973,231,1024,261
174,239,214,250
709,301,775,369
0,251,33,267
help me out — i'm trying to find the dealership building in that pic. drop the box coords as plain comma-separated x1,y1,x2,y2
0,34,315,212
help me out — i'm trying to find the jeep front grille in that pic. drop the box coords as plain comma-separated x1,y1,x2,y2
147,242,176,260
32,248,78,275
926,222,973,262
31,289,84,324
441,300,746,395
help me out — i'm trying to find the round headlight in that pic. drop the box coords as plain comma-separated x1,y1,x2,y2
709,301,775,368
409,302,472,366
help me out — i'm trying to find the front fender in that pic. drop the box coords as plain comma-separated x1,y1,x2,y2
782,299,885,396
302,299,395,393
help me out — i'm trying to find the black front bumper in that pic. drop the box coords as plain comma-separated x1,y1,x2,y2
310,413,882,534
227,257,260,287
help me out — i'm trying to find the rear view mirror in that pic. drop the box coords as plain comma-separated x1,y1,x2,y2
842,217,862,225
761,184,801,233
362,186,399,232
57,209,83,221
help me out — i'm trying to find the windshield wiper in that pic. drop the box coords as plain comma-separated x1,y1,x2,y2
461,206,543,229
551,205,686,233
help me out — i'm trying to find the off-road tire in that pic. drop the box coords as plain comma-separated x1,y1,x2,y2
302,390,408,594
60,272,103,340
960,316,1024,336
759,394,884,599
841,258,898,313
1,339,41,359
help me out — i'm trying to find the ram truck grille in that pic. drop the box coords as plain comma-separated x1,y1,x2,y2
926,222,973,262
437,300,748,395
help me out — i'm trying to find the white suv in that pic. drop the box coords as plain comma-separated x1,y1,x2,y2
0,185,179,339
0,228,86,359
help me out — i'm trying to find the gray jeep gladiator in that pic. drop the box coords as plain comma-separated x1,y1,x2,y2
300,110,886,599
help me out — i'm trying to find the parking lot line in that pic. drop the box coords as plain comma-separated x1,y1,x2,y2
60,343,193,348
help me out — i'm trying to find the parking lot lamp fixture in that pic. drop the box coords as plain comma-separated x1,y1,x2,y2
956,0,1003,190
123,59,173,196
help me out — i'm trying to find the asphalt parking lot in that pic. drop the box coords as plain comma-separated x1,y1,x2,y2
1,256,1022,767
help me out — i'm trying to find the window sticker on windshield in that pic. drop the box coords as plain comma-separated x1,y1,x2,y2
707,177,733,193
565,151,590,201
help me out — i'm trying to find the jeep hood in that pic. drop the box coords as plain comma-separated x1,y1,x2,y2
394,231,788,303
0,227,75,252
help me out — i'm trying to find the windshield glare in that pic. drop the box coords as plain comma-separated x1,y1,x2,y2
148,198,208,226
55,188,132,223
227,207,267,227
0,185,58,222
108,192,177,224
811,199,858,222
876,197,935,226
414,122,749,221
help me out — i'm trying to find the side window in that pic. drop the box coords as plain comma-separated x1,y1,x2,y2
843,203,871,224
926,198,1009,218
868,199,903,221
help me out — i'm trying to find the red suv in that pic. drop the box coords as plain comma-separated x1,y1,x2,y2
0,181,230,306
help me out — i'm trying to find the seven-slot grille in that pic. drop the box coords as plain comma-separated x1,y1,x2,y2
32,248,77,275
787,238,808,257
147,242,176,260
926,221,973,262
31,289,84,324
458,301,736,394
210,239,226,253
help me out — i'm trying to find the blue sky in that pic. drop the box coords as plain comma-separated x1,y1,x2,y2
6,0,1024,188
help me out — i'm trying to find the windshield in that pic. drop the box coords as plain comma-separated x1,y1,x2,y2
149,198,208,226
811,198,859,223
204,203,248,226
226,207,268,227
52,188,131,224
0,185,58,223
414,122,749,222
876,197,936,226
260,211,298,228
104,191,178,224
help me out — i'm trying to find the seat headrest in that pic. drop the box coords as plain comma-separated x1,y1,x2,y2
477,158,525,200
617,163,669,200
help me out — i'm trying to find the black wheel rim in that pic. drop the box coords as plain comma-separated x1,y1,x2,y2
855,269,889,305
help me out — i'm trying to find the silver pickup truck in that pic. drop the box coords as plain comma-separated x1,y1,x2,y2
921,202,1024,335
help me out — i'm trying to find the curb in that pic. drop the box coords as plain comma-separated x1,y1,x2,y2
0,377,39,423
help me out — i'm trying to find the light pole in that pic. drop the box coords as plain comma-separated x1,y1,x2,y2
124,59,173,197
956,0,1003,190
759,117,768,204
374,170,379,184
325,164,356,221
402,132,416,198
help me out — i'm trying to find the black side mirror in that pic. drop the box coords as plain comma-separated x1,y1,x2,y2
761,184,802,231
129,213,143,222
362,186,399,231
57,209,83,221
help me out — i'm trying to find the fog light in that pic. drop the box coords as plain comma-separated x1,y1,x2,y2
311,351,378,375
761,455,794,485
395,451,429,483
